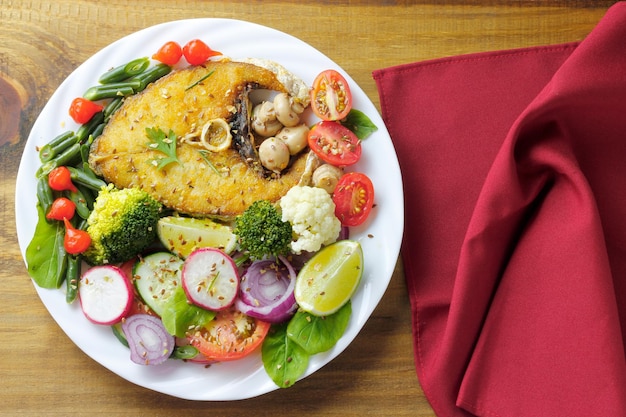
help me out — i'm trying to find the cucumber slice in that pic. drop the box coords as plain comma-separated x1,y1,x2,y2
133,252,184,316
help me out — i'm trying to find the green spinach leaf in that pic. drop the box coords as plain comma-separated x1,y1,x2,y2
25,204,67,288
161,286,216,338
287,301,352,355
262,322,310,388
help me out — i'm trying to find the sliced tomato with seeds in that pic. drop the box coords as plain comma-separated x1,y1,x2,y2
332,172,375,227
308,121,361,167
310,69,352,121
187,307,270,361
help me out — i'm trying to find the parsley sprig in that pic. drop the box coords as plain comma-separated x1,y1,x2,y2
146,127,181,170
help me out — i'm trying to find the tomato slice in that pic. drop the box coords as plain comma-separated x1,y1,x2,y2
310,69,352,121
332,172,375,227
187,307,270,361
308,121,361,167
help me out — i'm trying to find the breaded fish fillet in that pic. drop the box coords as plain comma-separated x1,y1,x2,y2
89,60,309,218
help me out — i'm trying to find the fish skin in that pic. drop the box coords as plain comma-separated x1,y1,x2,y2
89,60,309,218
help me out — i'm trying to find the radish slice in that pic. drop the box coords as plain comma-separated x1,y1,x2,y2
122,314,175,366
235,256,297,323
79,265,133,325
182,247,239,311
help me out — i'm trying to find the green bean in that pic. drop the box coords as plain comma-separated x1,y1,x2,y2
130,63,172,91
65,254,81,304
80,136,92,165
67,165,106,191
67,187,91,220
91,123,105,140
98,57,150,84
36,143,82,177
36,175,55,215
76,182,96,210
75,111,105,143
83,82,139,102
39,131,76,163
103,97,124,121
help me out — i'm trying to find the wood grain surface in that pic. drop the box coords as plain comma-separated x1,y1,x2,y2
0,1,617,416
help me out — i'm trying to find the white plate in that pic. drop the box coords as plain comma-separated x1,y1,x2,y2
14,19,404,400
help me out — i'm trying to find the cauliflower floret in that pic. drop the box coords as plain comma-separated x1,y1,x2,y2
280,185,341,254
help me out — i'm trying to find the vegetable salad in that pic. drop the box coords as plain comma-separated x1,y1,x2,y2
25,39,378,389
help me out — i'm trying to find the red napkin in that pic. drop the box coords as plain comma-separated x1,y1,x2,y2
373,3,626,416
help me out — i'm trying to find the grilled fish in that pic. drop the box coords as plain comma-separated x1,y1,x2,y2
89,60,310,218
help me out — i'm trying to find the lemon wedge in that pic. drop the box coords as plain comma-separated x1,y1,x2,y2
294,240,363,316
157,216,237,258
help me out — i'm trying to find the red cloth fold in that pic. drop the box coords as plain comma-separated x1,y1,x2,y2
373,3,626,416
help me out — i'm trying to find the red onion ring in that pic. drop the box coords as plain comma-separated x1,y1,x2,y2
122,314,175,366
235,256,297,323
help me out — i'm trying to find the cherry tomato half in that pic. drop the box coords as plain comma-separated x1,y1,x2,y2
69,97,103,124
152,41,183,66
332,172,375,227
46,197,76,221
187,307,270,362
182,39,222,66
310,69,352,121
48,166,78,193
308,121,362,167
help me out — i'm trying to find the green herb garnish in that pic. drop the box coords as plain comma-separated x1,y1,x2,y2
185,70,215,91
146,127,181,170
340,109,378,140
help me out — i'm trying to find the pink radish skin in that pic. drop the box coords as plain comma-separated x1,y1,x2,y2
182,247,239,311
79,265,133,325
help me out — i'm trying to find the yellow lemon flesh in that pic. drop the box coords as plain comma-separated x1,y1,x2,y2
294,240,363,316
157,216,237,258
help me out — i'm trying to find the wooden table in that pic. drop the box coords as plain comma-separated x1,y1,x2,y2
0,1,617,415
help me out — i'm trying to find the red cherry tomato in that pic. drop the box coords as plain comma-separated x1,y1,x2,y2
63,218,91,255
310,69,352,121
187,307,270,362
332,172,375,227
152,41,183,66
69,97,103,124
182,39,222,66
307,121,362,167
48,166,78,192
46,197,76,221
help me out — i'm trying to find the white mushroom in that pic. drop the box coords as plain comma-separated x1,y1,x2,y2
251,101,283,137
259,137,291,173
273,92,304,127
275,123,309,155
312,163,344,194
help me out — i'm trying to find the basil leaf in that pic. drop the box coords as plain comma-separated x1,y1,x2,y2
161,286,216,338
287,301,352,355
25,204,68,288
341,109,378,140
262,322,310,388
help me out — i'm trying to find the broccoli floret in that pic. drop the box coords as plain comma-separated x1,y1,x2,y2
233,200,293,260
85,184,162,265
